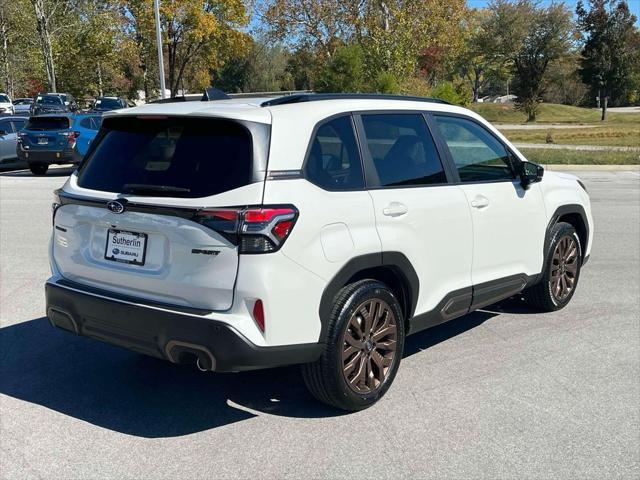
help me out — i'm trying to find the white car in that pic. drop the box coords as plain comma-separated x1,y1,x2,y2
0,93,15,115
45,93,593,410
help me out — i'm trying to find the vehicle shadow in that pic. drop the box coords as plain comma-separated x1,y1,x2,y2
0,304,518,438
0,166,75,177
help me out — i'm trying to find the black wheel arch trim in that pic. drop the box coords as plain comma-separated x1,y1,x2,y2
318,252,419,343
536,204,589,284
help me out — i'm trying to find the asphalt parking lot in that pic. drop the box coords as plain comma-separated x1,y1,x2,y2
1,167,639,479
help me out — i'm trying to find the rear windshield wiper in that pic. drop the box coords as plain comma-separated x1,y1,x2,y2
122,184,191,195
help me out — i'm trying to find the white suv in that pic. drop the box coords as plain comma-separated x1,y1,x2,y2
46,93,593,410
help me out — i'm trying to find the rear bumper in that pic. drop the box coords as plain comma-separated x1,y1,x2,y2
18,148,80,165
45,279,323,372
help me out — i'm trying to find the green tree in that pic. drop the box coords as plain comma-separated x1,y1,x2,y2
161,0,249,97
456,9,507,102
317,44,365,92
576,0,640,118
488,0,573,121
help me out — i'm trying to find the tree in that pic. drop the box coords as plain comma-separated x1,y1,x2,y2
317,43,365,92
488,0,573,121
29,0,75,91
161,0,249,97
456,9,507,102
576,0,640,119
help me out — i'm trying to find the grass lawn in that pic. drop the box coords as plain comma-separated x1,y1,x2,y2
471,103,640,125
500,125,640,147
519,148,640,165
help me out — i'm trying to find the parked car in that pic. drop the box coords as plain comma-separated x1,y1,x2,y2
0,93,15,115
30,94,68,115
90,96,129,112
17,114,81,175
73,113,102,157
48,92,78,111
12,98,34,114
45,93,593,411
0,116,28,169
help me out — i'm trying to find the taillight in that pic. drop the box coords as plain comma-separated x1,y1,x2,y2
62,131,80,148
194,205,298,254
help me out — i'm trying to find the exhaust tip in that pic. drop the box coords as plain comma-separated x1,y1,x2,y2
165,340,216,372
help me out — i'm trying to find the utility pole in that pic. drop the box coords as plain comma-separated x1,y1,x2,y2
154,0,166,99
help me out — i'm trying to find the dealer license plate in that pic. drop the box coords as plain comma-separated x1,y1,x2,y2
104,229,147,265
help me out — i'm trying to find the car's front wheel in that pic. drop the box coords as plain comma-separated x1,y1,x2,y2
29,163,48,176
302,279,405,411
523,221,582,311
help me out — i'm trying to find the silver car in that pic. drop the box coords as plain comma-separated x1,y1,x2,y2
12,98,34,114
0,116,28,170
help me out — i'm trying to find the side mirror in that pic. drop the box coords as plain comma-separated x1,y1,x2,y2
518,161,544,189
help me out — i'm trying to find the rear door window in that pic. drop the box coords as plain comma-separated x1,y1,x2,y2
11,119,26,131
26,117,70,130
360,114,447,187
77,117,255,198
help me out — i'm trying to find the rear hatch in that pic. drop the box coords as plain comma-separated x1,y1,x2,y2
52,115,270,311
21,116,72,151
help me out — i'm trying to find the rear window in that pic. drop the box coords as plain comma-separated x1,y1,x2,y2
77,117,254,198
26,116,70,130
94,98,122,109
36,95,63,105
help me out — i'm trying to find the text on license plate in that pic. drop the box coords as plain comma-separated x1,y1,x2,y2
104,229,147,265
37,137,48,144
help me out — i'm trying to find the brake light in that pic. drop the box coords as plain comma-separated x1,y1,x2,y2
194,205,298,254
62,131,80,148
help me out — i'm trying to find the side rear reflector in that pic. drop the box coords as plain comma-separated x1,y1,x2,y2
252,299,265,333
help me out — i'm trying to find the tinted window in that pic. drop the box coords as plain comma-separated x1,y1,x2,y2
36,95,63,105
305,115,364,190
79,116,102,130
0,94,10,103
433,116,515,182
26,116,70,130
94,98,122,110
78,117,254,198
361,114,446,187
0,119,11,133
11,119,26,131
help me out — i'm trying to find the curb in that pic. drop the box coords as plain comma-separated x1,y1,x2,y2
541,164,640,171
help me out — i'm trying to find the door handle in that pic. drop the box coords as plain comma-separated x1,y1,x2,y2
383,202,408,217
470,195,490,209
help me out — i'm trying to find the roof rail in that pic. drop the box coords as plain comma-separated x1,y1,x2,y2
261,93,451,107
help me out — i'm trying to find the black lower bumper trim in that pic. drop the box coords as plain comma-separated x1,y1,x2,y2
45,281,323,372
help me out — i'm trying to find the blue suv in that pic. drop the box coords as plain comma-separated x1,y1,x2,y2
17,114,81,175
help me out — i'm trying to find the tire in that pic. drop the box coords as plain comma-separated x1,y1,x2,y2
523,221,582,311
302,279,405,411
29,163,48,176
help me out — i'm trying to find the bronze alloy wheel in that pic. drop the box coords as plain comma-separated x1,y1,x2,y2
341,298,398,394
551,235,579,302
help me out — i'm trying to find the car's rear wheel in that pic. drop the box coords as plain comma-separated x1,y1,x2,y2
302,279,405,411
29,163,48,176
523,221,582,311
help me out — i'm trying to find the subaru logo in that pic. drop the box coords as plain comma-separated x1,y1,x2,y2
107,201,125,214
112,248,120,255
